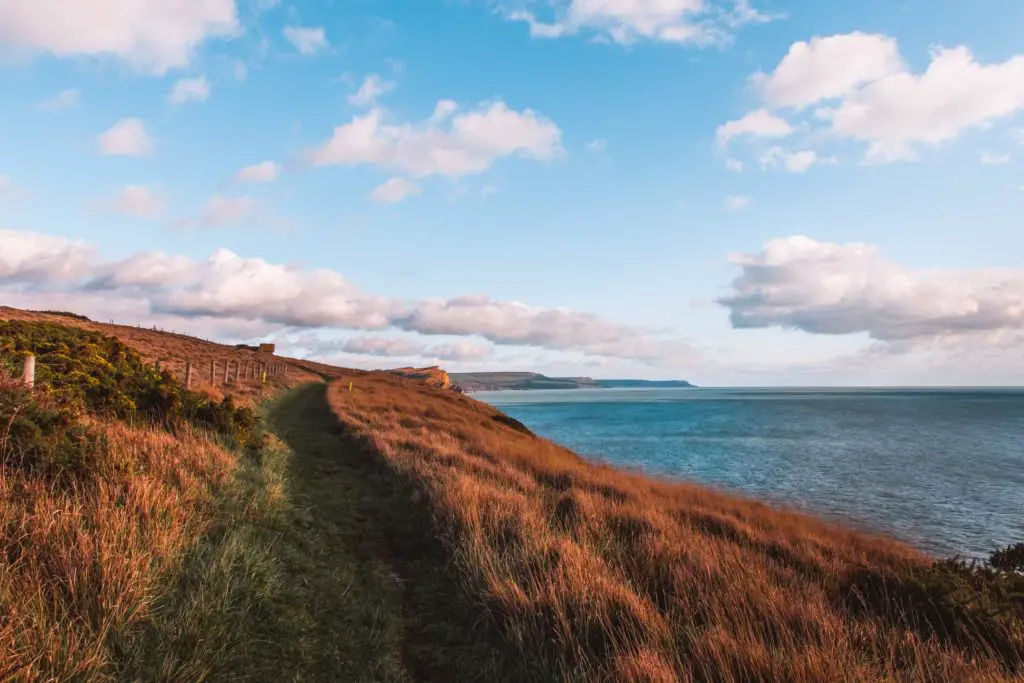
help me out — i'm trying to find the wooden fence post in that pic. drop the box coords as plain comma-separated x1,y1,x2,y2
23,355,35,389
223,360,230,385
155,359,162,372
185,361,193,389
210,359,216,384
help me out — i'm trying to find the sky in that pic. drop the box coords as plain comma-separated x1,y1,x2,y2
1,0,1023,386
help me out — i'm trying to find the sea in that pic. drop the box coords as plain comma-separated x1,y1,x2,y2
475,387,1024,559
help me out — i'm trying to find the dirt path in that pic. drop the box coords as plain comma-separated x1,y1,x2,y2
265,383,413,683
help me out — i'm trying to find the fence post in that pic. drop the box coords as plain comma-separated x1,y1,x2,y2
155,359,162,372
185,361,193,389
210,359,216,384
223,360,230,385
23,355,35,389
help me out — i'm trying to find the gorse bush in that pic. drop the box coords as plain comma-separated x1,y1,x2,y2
0,320,258,477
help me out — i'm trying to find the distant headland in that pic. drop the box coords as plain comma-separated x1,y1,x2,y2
448,371,695,392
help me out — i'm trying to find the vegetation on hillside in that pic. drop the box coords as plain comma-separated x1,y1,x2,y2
0,320,287,681
0,320,257,476
326,371,1024,682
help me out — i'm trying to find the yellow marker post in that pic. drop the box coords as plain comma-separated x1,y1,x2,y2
348,381,353,393
262,370,267,384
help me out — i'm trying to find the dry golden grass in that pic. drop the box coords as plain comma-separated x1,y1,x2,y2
0,387,236,681
327,371,1023,682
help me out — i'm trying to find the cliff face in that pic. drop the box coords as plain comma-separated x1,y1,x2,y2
388,366,452,390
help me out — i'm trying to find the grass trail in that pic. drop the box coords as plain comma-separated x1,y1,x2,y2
262,382,413,682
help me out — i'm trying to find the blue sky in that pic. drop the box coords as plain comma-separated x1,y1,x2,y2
1,0,1023,385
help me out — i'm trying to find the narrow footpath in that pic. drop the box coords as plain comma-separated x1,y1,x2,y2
262,383,413,682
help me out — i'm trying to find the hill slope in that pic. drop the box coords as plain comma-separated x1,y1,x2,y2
1,306,1020,682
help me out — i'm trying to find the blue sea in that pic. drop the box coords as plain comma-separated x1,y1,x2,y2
476,387,1024,559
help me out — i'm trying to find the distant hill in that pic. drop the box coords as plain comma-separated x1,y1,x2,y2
449,371,694,392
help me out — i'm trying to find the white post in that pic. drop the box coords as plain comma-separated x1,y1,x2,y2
23,355,35,389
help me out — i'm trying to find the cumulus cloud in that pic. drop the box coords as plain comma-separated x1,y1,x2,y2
0,0,238,74
0,229,694,364
752,32,903,109
38,88,79,110
716,108,792,147
727,34,1024,165
0,230,94,282
168,76,210,104
283,26,327,54
349,74,395,107
369,177,420,204
340,336,493,361
105,184,167,218
759,147,818,173
308,100,563,178
504,0,775,45
234,161,279,183
98,118,153,156
719,236,1024,346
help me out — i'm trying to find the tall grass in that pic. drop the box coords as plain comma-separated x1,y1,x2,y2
0,320,294,682
0,389,236,680
327,372,1023,682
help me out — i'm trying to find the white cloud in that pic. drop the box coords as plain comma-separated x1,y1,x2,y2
0,229,696,363
233,60,248,81
586,138,607,153
0,0,238,74
759,147,818,173
349,74,395,107
726,35,1024,165
98,118,153,157
720,235,1024,345
753,32,904,109
726,194,750,210
505,0,775,45
431,99,459,122
283,26,327,54
369,177,421,204
0,230,94,282
106,184,166,218
340,336,493,361
38,88,79,110
716,108,792,147
979,151,1010,165
725,158,744,172
168,76,210,104
308,100,563,178
829,47,1024,160
235,161,279,183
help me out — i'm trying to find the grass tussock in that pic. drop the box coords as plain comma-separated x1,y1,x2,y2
327,372,1024,683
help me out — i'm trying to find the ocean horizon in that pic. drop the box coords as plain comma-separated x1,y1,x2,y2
478,386,1024,559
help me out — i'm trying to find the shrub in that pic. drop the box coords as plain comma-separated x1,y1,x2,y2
0,321,259,477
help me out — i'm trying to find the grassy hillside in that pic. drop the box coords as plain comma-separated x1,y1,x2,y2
2,307,1021,682
327,371,1024,682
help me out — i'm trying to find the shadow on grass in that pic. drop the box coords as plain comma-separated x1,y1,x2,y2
268,383,519,682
